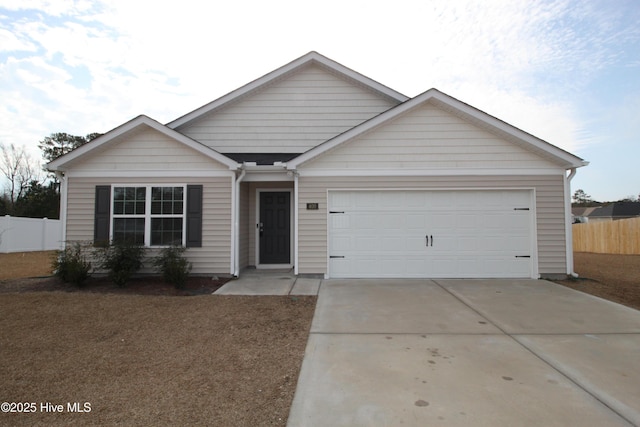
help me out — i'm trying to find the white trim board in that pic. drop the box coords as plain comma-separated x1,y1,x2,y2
297,168,566,177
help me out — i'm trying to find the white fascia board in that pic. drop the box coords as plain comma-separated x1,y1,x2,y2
167,51,408,130
66,170,236,178
288,88,587,170
296,168,566,177
242,164,293,182
47,115,239,172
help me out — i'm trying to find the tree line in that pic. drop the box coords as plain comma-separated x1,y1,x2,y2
572,189,639,206
0,133,101,218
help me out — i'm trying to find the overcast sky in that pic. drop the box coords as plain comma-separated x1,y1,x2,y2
1,0,639,201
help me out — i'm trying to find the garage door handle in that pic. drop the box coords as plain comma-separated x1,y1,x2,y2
426,235,433,247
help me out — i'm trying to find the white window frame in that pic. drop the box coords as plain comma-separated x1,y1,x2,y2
110,184,187,247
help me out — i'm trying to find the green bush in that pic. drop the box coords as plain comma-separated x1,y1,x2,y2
53,242,92,286
99,242,146,287
153,245,192,289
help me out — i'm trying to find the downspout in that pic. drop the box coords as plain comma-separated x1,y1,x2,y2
293,171,299,275
233,167,246,278
56,171,67,250
565,167,578,278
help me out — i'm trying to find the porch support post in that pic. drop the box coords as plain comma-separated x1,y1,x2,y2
233,167,246,277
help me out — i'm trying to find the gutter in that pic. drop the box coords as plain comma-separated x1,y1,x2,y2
233,167,246,278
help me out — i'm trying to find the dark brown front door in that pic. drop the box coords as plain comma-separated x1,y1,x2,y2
259,192,291,264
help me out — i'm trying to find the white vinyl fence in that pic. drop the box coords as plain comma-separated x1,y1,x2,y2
0,215,63,253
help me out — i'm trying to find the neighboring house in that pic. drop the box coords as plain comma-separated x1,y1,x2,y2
47,52,587,279
586,202,640,222
571,206,600,223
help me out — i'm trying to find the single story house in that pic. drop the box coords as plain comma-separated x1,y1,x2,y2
586,202,640,222
571,206,601,223
48,52,587,279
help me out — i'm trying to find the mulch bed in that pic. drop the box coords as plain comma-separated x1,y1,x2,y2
0,275,230,296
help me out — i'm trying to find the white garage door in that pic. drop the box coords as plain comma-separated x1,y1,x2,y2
328,190,535,278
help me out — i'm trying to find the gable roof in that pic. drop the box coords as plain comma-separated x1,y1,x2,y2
167,51,409,130
287,88,588,170
572,206,600,217
47,115,239,171
588,202,640,218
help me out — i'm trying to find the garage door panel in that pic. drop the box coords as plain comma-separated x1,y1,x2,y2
332,235,352,251
406,214,426,229
483,236,509,251
381,236,407,251
405,191,427,207
328,190,534,278
457,236,480,251
330,214,350,229
354,214,377,229
353,236,380,251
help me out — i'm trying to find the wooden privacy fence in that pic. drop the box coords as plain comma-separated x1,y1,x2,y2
573,217,640,254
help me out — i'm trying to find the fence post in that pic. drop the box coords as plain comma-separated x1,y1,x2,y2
42,218,48,251
1,215,11,254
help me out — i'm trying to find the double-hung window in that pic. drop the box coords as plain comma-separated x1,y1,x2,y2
111,185,186,246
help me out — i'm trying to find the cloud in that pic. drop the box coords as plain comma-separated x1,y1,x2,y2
0,0,93,17
0,27,38,52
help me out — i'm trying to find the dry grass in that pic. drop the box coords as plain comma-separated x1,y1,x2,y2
555,252,640,310
0,293,315,426
0,251,56,280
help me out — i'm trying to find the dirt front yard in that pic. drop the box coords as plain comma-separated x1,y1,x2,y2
555,252,640,310
0,292,315,426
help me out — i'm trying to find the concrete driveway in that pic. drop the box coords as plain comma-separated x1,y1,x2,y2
287,279,640,426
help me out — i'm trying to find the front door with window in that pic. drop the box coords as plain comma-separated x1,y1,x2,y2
259,192,291,264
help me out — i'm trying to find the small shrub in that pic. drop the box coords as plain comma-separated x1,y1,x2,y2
53,242,92,286
100,241,146,287
153,245,192,289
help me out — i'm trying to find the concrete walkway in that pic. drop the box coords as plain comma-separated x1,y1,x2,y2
287,279,640,426
213,269,320,296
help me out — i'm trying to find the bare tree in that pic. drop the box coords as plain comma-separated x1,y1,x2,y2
0,143,43,211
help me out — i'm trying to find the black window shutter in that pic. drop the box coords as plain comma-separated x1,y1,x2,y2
186,185,203,248
94,185,111,245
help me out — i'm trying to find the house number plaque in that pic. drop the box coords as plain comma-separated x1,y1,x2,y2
306,203,319,210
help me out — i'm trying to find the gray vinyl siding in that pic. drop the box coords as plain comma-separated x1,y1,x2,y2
302,103,563,171
70,127,230,173
66,176,233,275
297,175,567,276
176,64,400,153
